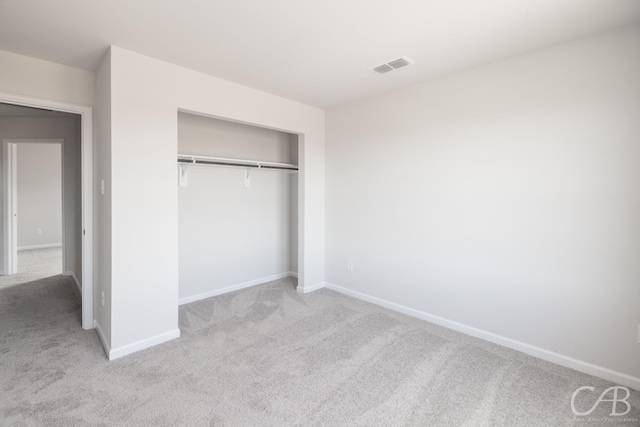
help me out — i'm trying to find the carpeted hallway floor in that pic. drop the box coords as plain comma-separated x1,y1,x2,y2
0,247,63,290
1,276,638,426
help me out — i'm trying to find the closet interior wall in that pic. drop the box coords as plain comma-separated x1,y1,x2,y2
177,112,298,303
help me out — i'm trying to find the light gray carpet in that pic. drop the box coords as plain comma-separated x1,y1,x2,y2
0,247,63,289
1,276,638,426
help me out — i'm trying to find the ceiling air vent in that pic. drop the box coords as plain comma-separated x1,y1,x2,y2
369,56,414,75
372,64,394,75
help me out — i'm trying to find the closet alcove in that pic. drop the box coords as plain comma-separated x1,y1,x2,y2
177,112,298,304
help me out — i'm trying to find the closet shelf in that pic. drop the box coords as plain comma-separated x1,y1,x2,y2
177,154,298,171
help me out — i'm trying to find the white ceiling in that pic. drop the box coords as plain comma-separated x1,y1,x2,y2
1,0,639,108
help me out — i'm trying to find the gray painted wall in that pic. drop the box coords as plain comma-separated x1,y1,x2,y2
16,143,62,248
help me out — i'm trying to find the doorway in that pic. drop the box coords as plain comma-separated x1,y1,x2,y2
3,140,64,281
0,94,93,330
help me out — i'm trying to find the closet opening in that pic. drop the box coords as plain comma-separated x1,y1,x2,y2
177,112,299,305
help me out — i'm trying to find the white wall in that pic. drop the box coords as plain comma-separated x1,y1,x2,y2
178,113,297,301
16,143,62,248
94,49,112,345
0,116,82,280
98,46,324,355
0,50,95,106
178,112,295,161
326,24,640,383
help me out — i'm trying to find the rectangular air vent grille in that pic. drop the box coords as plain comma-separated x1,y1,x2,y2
372,64,394,74
388,58,411,69
369,56,414,75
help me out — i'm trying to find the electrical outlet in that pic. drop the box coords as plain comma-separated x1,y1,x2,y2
101,291,105,307
637,325,640,344
36,228,42,235
346,260,354,272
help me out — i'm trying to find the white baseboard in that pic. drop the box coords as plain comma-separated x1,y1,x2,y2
288,271,298,278
296,281,325,294
64,271,81,295
108,329,181,361
94,320,111,359
324,282,640,391
94,320,180,361
179,272,295,305
17,243,62,251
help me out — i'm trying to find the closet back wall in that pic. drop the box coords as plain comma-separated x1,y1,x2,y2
178,113,297,303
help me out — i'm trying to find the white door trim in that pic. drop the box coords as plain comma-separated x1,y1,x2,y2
3,139,65,275
3,142,17,274
0,91,94,330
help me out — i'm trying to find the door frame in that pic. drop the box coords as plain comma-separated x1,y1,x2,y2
3,142,17,274
0,91,94,330
3,139,65,275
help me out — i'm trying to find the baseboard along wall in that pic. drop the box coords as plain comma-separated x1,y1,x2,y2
95,272,298,361
296,281,325,294
17,243,62,251
94,320,181,361
64,271,81,295
316,282,640,391
109,329,181,361
95,271,639,389
178,272,296,305
93,320,111,359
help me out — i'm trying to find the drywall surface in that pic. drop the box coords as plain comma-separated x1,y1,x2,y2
94,49,112,346
16,143,62,248
178,112,295,161
178,113,297,300
105,46,324,351
0,49,95,106
0,116,81,279
326,24,640,379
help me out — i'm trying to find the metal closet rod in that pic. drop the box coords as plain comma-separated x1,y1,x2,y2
177,154,298,171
